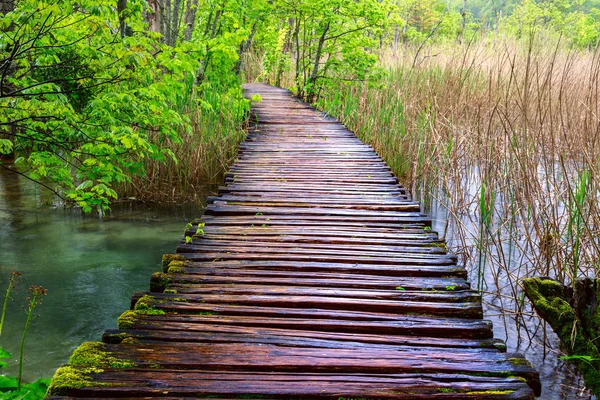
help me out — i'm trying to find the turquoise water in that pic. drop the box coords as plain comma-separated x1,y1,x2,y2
0,166,206,382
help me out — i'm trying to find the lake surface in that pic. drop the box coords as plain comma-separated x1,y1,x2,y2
0,166,206,383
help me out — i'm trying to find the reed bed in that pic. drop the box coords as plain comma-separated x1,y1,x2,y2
316,37,600,396
120,87,248,203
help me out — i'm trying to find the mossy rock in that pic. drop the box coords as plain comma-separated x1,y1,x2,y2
523,277,600,394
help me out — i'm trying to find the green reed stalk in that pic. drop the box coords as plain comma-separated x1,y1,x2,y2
18,286,47,390
478,181,494,292
0,271,21,338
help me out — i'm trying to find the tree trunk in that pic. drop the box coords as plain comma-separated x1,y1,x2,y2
393,24,399,55
306,21,330,103
195,7,222,85
164,0,172,45
0,0,14,14
117,0,128,37
523,277,600,395
146,0,161,33
235,21,258,76
402,13,409,42
170,0,182,46
460,0,467,43
183,0,199,41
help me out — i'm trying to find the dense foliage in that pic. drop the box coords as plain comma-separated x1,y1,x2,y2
2,0,600,211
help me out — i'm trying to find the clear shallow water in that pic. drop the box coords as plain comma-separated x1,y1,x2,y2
0,166,206,382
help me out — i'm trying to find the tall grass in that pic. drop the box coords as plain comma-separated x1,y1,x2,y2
315,35,600,394
120,85,248,203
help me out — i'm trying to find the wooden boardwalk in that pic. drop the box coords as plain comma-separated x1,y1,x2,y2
48,83,540,399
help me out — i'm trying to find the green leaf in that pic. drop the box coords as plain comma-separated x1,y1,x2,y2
0,347,12,359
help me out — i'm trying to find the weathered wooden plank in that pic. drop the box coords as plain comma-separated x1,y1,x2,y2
48,371,535,398
177,240,448,256
181,260,467,277
156,271,469,291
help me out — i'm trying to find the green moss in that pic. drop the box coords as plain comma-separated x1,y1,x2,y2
493,340,507,352
47,364,128,396
427,242,447,250
395,286,405,290
103,332,134,344
46,366,102,396
138,299,167,314
150,272,171,292
164,289,178,294
162,254,185,273
445,285,457,291
134,295,156,311
523,277,600,394
167,261,186,274
117,310,139,330
69,342,135,369
437,388,515,395
509,357,532,367
170,297,188,302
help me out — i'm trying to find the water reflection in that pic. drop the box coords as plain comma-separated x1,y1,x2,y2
0,165,208,382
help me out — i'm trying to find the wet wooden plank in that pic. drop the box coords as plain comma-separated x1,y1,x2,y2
48,371,535,399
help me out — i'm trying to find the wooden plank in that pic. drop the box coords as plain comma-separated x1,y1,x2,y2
48,371,535,398
158,271,470,291
181,260,467,277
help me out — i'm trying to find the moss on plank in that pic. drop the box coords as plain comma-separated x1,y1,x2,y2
150,272,172,292
167,260,186,274
162,253,185,273
46,366,103,396
103,332,134,344
134,295,166,315
69,342,135,369
117,310,139,329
